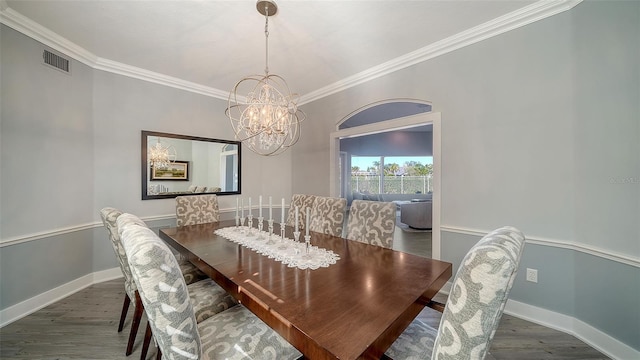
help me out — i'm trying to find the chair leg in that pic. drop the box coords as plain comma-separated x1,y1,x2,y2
126,291,144,356
140,322,153,360
118,294,131,332
156,349,162,360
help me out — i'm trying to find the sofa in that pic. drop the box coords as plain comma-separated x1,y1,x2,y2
400,200,432,230
350,191,432,206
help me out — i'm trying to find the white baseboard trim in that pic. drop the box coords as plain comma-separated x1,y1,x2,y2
438,282,638,360
0,267,122,328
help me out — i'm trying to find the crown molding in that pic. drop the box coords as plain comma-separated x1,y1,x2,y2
2,0,581,104
93,58,230,100
298,0,582,105
0,7,97,65
0,6,230,101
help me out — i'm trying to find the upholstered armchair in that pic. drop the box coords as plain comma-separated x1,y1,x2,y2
309,196,347,237
345,200,397,248
119,219,301,360
384,226,525,360
175,194,220,226
286,194,317,230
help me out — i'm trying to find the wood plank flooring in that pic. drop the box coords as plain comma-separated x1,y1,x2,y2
0,279,609,359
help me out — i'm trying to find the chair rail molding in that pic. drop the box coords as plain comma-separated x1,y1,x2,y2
0,207,258,247
440,225,640,268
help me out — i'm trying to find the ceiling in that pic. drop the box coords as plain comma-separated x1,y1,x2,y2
3,0,558,103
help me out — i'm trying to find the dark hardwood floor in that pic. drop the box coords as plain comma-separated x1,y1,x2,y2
0,277,608,359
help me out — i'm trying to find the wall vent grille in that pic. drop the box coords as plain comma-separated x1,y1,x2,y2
43,49,70,73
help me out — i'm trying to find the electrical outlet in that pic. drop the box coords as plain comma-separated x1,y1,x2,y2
526,268,538,283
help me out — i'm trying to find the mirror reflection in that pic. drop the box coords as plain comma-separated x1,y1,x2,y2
142,131,241,200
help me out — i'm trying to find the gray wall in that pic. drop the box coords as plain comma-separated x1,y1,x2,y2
1,0,639,353
340,130,433,157
0,23,293,310
295,0,639,351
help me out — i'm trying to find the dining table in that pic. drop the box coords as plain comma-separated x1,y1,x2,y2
159,220,452,360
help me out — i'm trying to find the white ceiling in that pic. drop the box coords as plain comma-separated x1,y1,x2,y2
2,0,577,104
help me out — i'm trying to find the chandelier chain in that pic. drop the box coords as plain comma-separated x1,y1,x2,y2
264,2,270,75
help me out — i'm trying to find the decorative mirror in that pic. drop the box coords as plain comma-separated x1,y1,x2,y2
141,130,241,200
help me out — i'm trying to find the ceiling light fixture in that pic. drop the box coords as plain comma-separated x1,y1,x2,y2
148,140,176,169
225,0,305,156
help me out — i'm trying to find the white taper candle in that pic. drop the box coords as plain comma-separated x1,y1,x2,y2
306,207,310,236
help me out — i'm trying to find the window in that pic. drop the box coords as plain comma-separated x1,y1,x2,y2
351,156,433,194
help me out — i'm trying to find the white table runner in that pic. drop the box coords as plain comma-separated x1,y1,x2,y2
214,226,340,270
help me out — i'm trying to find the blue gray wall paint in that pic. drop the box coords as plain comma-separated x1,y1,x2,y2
0,22,293,310
340,130,433,157
293,0,640,353
1,0,639,355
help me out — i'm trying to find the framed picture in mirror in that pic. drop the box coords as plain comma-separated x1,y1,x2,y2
150,161,189,181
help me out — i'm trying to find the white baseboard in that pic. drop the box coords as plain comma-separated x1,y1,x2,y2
0,267,122,328
438,282,638,360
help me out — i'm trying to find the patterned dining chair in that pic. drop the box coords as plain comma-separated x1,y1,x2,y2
100,208,236,357
175,194,220,227
119,219,302,360
345,200,397,248
308,196,347,237
286,194,317,230
384,226,526,360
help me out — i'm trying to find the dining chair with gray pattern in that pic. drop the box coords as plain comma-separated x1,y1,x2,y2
119,218,302,360
344,199,397,249
308,196,347,237
384,226,525,360
175,194,220,227
285,194,317,231
100,209,236,358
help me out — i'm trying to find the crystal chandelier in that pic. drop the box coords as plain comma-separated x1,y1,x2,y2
148,140,176,169
226,0,305,156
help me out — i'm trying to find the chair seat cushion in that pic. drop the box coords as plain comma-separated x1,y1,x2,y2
199,305,301,360
187,279,238,323
178,259,207,285
385,319,437,360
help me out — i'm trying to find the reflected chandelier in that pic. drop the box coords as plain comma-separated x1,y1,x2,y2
148,140,176,169
226,0,306,156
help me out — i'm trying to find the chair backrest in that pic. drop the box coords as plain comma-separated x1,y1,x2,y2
118,214,201,360
176,194,220,226
309,196,347,237
432,226,525,360
285,194,317,230
345,200,396,248
99,207,148,299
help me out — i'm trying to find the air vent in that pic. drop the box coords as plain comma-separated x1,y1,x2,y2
42,49,70,74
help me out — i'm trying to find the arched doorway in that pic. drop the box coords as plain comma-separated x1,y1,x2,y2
329,99,442,259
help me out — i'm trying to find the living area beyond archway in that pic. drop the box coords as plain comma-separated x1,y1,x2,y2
328,99,442,260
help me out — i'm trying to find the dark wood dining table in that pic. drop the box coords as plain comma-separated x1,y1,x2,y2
160,220,452,360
